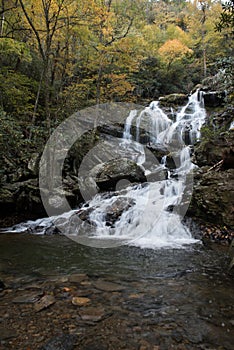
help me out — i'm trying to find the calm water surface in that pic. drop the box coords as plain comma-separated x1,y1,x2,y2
0,233,233,349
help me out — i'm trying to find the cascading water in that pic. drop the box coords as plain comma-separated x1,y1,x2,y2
5,91,207,249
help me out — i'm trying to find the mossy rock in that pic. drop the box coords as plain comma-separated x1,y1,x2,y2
159,93,188,107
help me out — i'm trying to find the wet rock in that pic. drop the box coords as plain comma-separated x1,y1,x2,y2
78,307,108,323
105,197,135,226
203,91,226,107
93,280,124,292
146,144,169,161
45,225,61,235
0,280,5,291
34,295,56,312
12,291,43,304
77,197,135,227
68,274,88,284
72,297,91,306
39,334,78,350
96,158,146,190
97,123,124,139
159,93,188,107
0,327,17,341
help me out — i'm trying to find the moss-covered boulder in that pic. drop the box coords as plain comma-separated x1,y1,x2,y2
159,93,188,107
188,168,234,229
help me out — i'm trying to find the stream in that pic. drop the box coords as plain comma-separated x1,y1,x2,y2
0,234,233,349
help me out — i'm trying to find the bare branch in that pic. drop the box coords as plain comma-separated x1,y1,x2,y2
18,0,45,61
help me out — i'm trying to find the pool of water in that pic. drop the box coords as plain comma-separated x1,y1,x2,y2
0,233,233,349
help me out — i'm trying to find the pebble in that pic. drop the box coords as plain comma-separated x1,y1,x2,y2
71,297,91,306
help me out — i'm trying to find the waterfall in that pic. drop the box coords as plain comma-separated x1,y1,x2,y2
6,91,206,249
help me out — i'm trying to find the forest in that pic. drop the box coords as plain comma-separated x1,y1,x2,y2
0,0,233,175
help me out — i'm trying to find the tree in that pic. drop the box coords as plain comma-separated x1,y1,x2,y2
216,0,234,35
158,38,193,70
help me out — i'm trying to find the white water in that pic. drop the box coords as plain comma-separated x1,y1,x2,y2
5,91,206,249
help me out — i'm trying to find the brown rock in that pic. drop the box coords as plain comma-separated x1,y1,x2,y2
72,296,91,306
68,273,88,284
34,295,56,312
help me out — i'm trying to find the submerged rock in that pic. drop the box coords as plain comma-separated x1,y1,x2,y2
93,280,124,292
34,295,56,312
72,296,91,306
39,334,77,350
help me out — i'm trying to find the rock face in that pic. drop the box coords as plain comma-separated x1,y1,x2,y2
189,168,234,229
95,158,147,190
189,100,234,229
193,132,234,167
203,91,226,107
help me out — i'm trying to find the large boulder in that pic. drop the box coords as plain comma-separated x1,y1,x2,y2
203,91,226,108
188,168,234,229
193,131,234,167
159,93,188,107
96,158,147,190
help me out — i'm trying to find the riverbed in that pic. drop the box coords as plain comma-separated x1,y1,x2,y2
0,233,233,349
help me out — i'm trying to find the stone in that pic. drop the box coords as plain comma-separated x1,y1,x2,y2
72,297,91,306
159,93,188,107
34,295,56,312
93,280,124,292
79,307,107,322
95,157,147,190
68,274,88,284
39,334,78,350
0,280,5,291
0,327,17,341
77,197,135,227
203,91,226,107
188,169,234,229
12,291,43,304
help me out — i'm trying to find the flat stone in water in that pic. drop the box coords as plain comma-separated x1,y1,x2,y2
79,307,107,323
93,280,124,292
34,295,56,312
68,274,88,284
39,334,77,350
12,291,43,304
0,327,17,340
